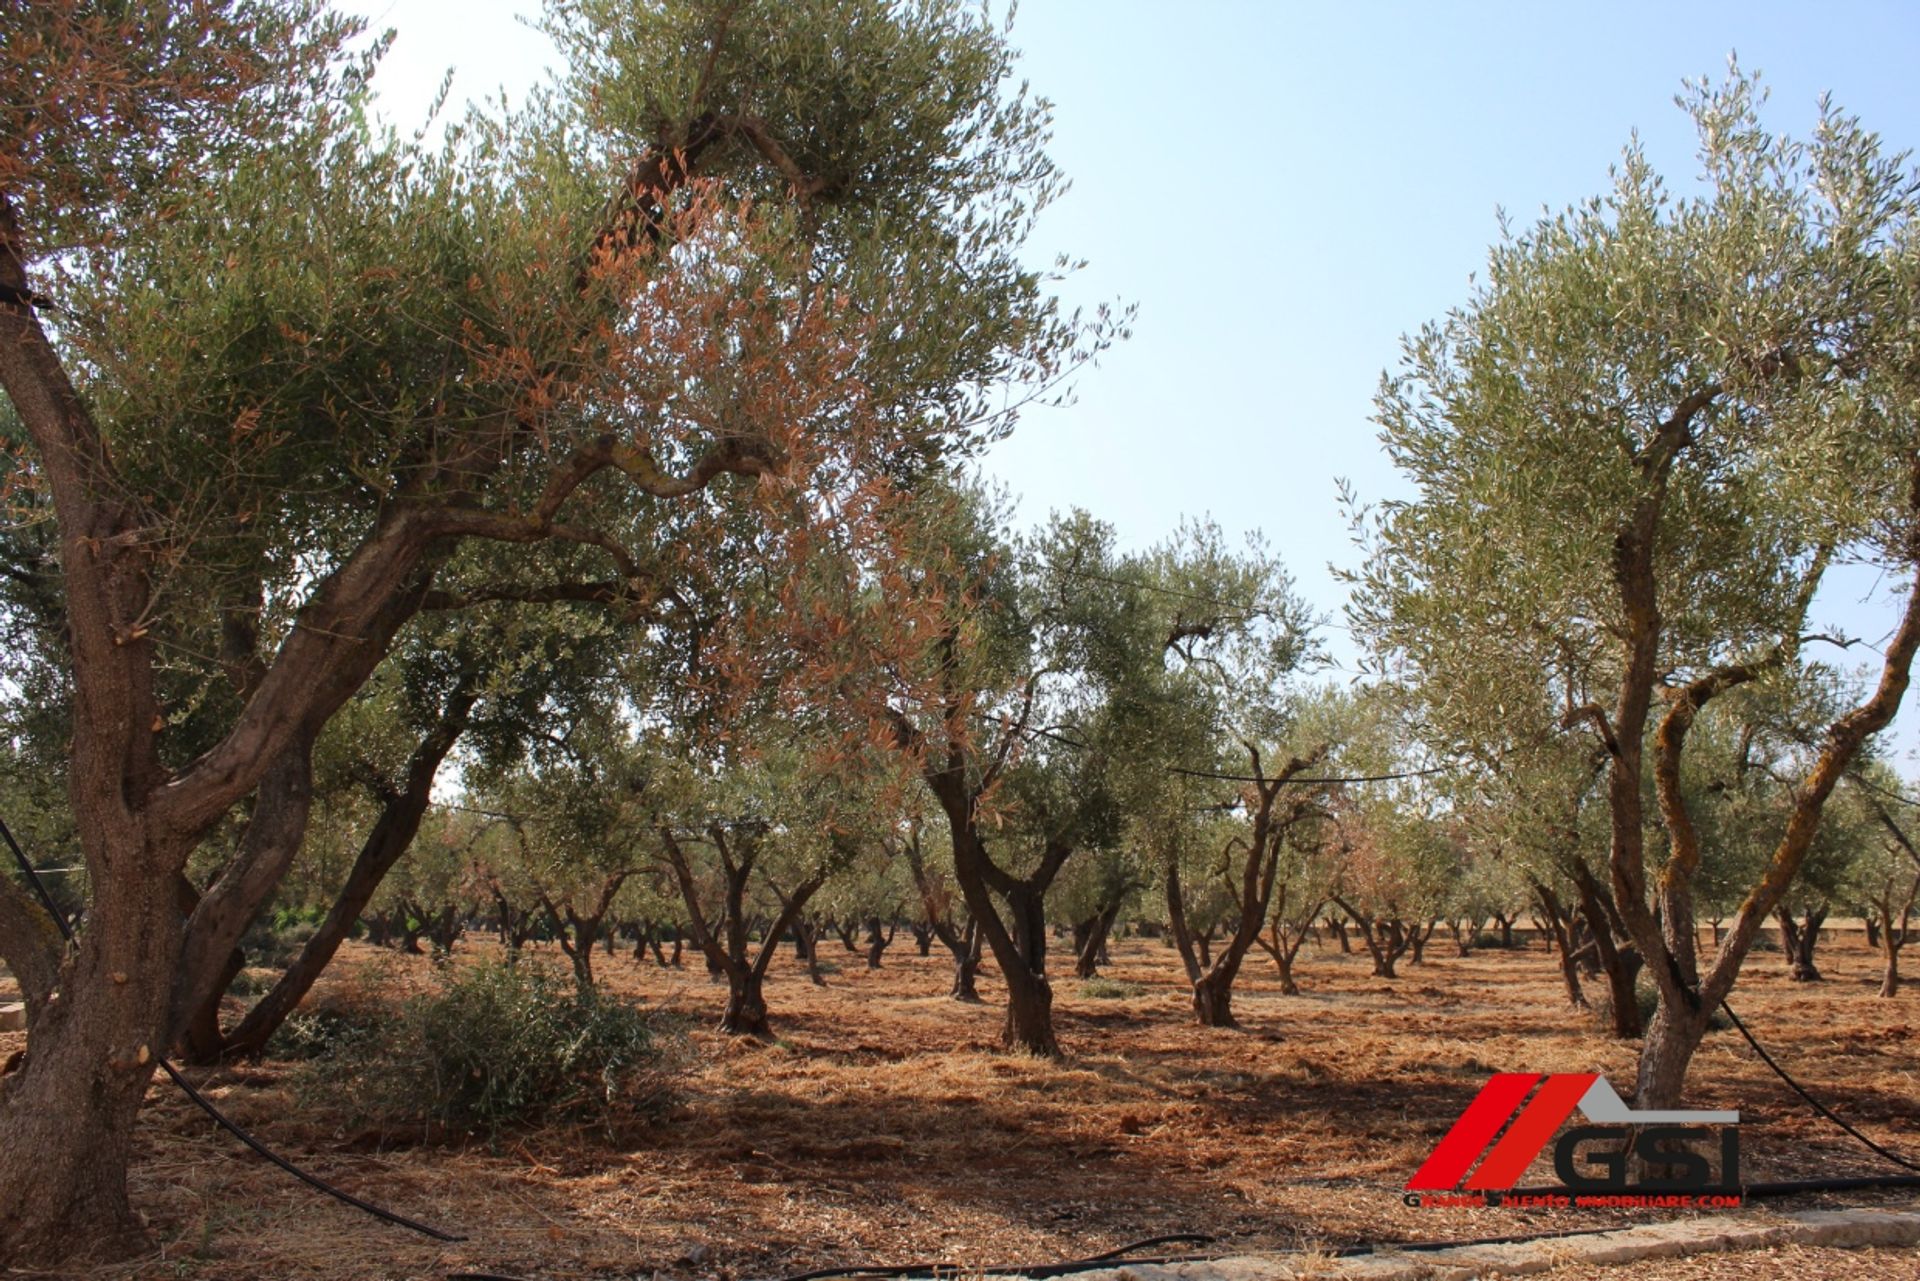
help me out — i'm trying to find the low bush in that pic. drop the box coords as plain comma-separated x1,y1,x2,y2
240,914,321,971
1079,977,1146,999
228,967,282,998
1591,977,1731,1037
287,958,675,1138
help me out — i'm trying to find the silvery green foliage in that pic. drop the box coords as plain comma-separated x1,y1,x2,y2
1351,65,1920,792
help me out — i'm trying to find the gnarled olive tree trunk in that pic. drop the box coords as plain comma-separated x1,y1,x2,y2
1529,879,1589,1011
1603,440,1920,1107
220,678,477,1058
899,830,983,1001
1071,893,1128,979
661,826,828,1039
1775,904,1827,982
1168,748,1322,1028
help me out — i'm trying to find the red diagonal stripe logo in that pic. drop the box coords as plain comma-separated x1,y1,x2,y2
1405,1073,1538,1190
1465,1072,1596,1190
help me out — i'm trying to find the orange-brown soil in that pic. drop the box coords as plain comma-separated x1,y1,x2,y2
3,929,1916,1279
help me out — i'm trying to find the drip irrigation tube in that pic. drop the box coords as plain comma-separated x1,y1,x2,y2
748,1233,1220,1281
1720,997,1920,1174
743,1182,1920,1281
157,1059,464,1242
0,817,67,934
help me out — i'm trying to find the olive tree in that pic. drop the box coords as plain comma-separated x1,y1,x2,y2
0,0,1091,1260
1353,69,1920,1105
474,722,662,993
850,493,1212,1053
655,738,883,1037
1142,523,1323,1026
1845,768,1920,997
892,809,987,999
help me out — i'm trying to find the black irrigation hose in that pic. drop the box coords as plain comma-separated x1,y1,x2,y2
158,1059,464,1242
2,815,465,1243
1073,1233,1217,1263
1719,997,1920,1175
0,816,66,934
758,1234,1220,1281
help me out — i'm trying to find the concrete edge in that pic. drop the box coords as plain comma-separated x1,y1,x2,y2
1065,1204,1920,1281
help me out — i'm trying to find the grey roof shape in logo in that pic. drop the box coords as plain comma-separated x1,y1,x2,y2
1576,1076,1739,1125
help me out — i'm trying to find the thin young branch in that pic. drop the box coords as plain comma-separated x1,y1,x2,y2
1561,703,1622,757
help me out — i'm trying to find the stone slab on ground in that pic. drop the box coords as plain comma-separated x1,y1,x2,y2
1068,1204,1920,1281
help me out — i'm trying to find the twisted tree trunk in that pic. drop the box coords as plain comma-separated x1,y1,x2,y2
1775,904,1828,982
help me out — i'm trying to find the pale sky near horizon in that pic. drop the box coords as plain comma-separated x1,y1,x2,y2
340,0,1920,771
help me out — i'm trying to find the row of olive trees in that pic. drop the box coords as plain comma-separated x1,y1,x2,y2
5,7,1918,1262
232,460,1920,1063
265,58,1920,1117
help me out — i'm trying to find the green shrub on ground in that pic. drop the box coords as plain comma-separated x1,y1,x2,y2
240,908,323,971
286,958,675,1137
1079,977,1146,999
1590,975,1731,1037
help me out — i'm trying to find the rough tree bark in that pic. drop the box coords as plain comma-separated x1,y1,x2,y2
1572,862,1643,1037
1167,747,1323,1027
1775,904,1828,983
895,689,1071,1051
1529,879,1589,1011
0,95,788,1258
221,678,478,1057
660,825,827,1038
1595,405,1920,1108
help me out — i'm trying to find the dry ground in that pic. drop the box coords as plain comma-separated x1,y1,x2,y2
1526,1242,1920,1279
3,927,1918,1280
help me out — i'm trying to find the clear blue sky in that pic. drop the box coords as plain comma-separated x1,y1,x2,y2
343,0,1920,768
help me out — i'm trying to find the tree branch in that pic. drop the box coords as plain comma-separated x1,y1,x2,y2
1561,702,1622,757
